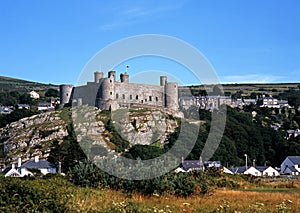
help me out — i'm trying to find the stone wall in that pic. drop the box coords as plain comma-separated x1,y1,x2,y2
114,82,165,108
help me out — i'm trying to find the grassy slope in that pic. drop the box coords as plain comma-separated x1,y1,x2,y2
0,76,58,92
179,83,300,97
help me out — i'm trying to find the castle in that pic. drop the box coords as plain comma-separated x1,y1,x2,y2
59,71,179,111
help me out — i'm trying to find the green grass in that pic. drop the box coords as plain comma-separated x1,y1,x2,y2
0,75,58,92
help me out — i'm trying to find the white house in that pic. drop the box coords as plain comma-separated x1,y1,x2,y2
255,166,280,177
1,157,56,177
228,166,279,177
0,106,13,114
2,164,22,177
1,158,33,177
244,166,262,176
222,167,234,174
29,91,40,99
281,156,300,175
204,161,222,168
37,102,54,111
20,156,56,175
17,104,30,110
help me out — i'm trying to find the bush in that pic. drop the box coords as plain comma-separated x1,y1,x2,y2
0,176,71,212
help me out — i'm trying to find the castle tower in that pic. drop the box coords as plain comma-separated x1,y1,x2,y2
120,72,129,83
98,76,116,110
59,84,74,107
160,76,167,86
108,70,116,82
94,71,104,83
165,82,179,111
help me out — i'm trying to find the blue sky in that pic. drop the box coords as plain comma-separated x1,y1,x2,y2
0,0,300,85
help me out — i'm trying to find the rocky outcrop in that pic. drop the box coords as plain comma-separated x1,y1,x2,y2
0,110,69,163
1,107,180,164
72,107,179,151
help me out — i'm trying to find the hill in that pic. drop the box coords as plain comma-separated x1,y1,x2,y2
0,76,58,92
179,83,300,97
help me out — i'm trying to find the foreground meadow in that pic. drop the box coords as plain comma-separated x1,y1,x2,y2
69,185,300,212
1,174,299,212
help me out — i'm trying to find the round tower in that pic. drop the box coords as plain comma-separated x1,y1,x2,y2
165,82,178,111
94,71,104,83
120,72,129,83
59,84,74,107
160,76,167,86
99,78,115,110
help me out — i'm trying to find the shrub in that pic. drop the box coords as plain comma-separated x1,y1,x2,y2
0,176,71,212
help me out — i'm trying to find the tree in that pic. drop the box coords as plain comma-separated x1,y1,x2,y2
48,124,86,173
45,88,59,97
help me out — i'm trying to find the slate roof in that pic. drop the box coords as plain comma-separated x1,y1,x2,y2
229,166,248,174
20,160,56,169
17,104,30,107
286,156,300,165
38,102,52,107
255,166,268,172
283,166,298,173
1,165,13,174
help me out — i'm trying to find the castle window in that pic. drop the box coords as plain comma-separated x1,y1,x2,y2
66,93,69,97
149,96,152,101
122,94,125,99
130,95,132,100
155,97,158,102
116,94,119,99
110,80,112,83
141,100,143,103
110,92,112,95
145,99,147,102
136,95,138,100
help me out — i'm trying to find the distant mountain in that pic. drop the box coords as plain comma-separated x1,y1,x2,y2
0,76,58,92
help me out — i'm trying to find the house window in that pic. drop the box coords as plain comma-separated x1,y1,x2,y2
136,95,139,100
130,95,132,100
149,96,152,101
122,94,125,99
116,94,119,99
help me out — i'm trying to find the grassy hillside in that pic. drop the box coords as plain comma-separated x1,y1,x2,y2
0,76,58,92
179,83,300,97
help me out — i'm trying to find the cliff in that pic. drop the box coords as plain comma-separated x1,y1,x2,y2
0,107,180,164
0,109,70,163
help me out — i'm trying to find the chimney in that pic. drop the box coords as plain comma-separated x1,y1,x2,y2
18,158,22,168
58,161,62,174
34,156,39,163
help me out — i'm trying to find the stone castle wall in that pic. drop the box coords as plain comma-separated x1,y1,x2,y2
61,71,179,111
